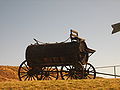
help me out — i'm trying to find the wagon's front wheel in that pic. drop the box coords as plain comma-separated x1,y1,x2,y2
60,62,84,80
83,63,96,79
18,60,41,81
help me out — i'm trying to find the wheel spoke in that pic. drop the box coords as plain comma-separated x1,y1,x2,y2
87,66,91,71
63,73,69,77
49,77,52,80
20,72,27,74
20,72,27,76
48,67,52,71
87,75,92,79
24,63,29,70
50,68,56,71
24,76,29,81
66,75,71,80
69,66,73,69
49,75,56,78
28,76,30,80
29,77,31,81
21,74,28,78
21,67,28,71
65,66,70,70
30,77,32,80
42,76,46,80
47,67,49,71
32,76,36,80
84,64,87,70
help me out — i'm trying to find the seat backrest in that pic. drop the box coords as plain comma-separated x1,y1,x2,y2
70,29,85,42
70,29,79,42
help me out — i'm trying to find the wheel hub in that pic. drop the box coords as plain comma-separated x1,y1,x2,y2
44,71,50,77
27,69,35,77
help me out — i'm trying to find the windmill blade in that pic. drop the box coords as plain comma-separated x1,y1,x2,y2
111,23,120,34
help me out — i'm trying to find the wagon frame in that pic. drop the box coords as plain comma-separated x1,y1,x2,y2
18,30,96,81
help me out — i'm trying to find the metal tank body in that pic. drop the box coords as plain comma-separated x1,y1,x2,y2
26,42,80,67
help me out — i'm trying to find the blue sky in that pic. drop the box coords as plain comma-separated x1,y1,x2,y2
0,0,120,69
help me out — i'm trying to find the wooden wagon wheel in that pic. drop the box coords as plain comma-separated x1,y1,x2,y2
40,66,59,80
18,60,42,81
83,63,96,79
60,62,84,80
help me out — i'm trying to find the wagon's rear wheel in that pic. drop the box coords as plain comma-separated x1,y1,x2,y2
18,60,42,81
83,63,96,79
40,66,59,80
60,62,84,80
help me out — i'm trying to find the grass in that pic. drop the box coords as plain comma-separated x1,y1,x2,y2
0,66,119,89
0,79,120,90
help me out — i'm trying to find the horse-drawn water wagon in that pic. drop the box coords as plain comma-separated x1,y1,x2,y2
18,30,96,81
